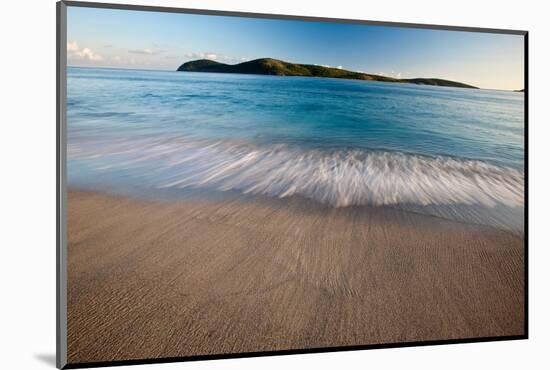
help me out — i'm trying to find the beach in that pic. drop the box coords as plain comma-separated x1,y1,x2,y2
67,189,525,364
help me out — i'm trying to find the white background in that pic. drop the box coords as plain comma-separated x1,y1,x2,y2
1,0,548,369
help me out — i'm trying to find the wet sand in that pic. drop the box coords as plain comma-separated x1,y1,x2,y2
67,189,525,364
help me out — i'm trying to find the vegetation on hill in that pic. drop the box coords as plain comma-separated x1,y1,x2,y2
177,58,478,89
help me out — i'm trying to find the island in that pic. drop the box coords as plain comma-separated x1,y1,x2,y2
177,58,478,89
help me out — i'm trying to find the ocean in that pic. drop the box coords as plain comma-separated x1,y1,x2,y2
67,67,525,232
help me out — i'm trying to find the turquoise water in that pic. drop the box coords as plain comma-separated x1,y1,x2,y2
67,67,525,231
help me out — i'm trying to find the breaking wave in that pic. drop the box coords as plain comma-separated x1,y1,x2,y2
69,135,524,209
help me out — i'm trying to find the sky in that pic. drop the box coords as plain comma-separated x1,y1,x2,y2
67,6,525,90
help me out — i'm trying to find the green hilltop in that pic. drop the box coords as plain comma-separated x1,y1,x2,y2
177,58,478,89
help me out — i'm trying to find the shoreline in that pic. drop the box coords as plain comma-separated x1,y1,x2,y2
67,184,525,235
67,188,525,363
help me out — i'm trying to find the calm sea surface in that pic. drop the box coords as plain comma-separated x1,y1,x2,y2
67,67,525,232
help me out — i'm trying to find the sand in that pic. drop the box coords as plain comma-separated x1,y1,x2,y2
66,189,525,364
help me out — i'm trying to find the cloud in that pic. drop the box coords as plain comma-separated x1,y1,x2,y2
184,51,217,60
378,71,403,78
128,48,164,55
183,52,250,64
67,41,103,61
67,41,79,52
313,64,345,70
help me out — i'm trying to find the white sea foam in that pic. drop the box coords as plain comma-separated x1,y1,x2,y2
69,135,524,209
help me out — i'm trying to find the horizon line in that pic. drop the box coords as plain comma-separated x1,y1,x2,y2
66,63,524,92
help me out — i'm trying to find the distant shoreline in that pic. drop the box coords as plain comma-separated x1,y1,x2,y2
177,58,479,89
67,65,523,92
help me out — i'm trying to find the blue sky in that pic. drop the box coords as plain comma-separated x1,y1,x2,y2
67,6,524,90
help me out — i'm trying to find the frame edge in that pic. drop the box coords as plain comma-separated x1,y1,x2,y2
523,31,529,339
62,0,527,35
57,1,68,369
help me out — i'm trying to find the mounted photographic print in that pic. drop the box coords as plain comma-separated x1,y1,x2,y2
56,1,527,368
